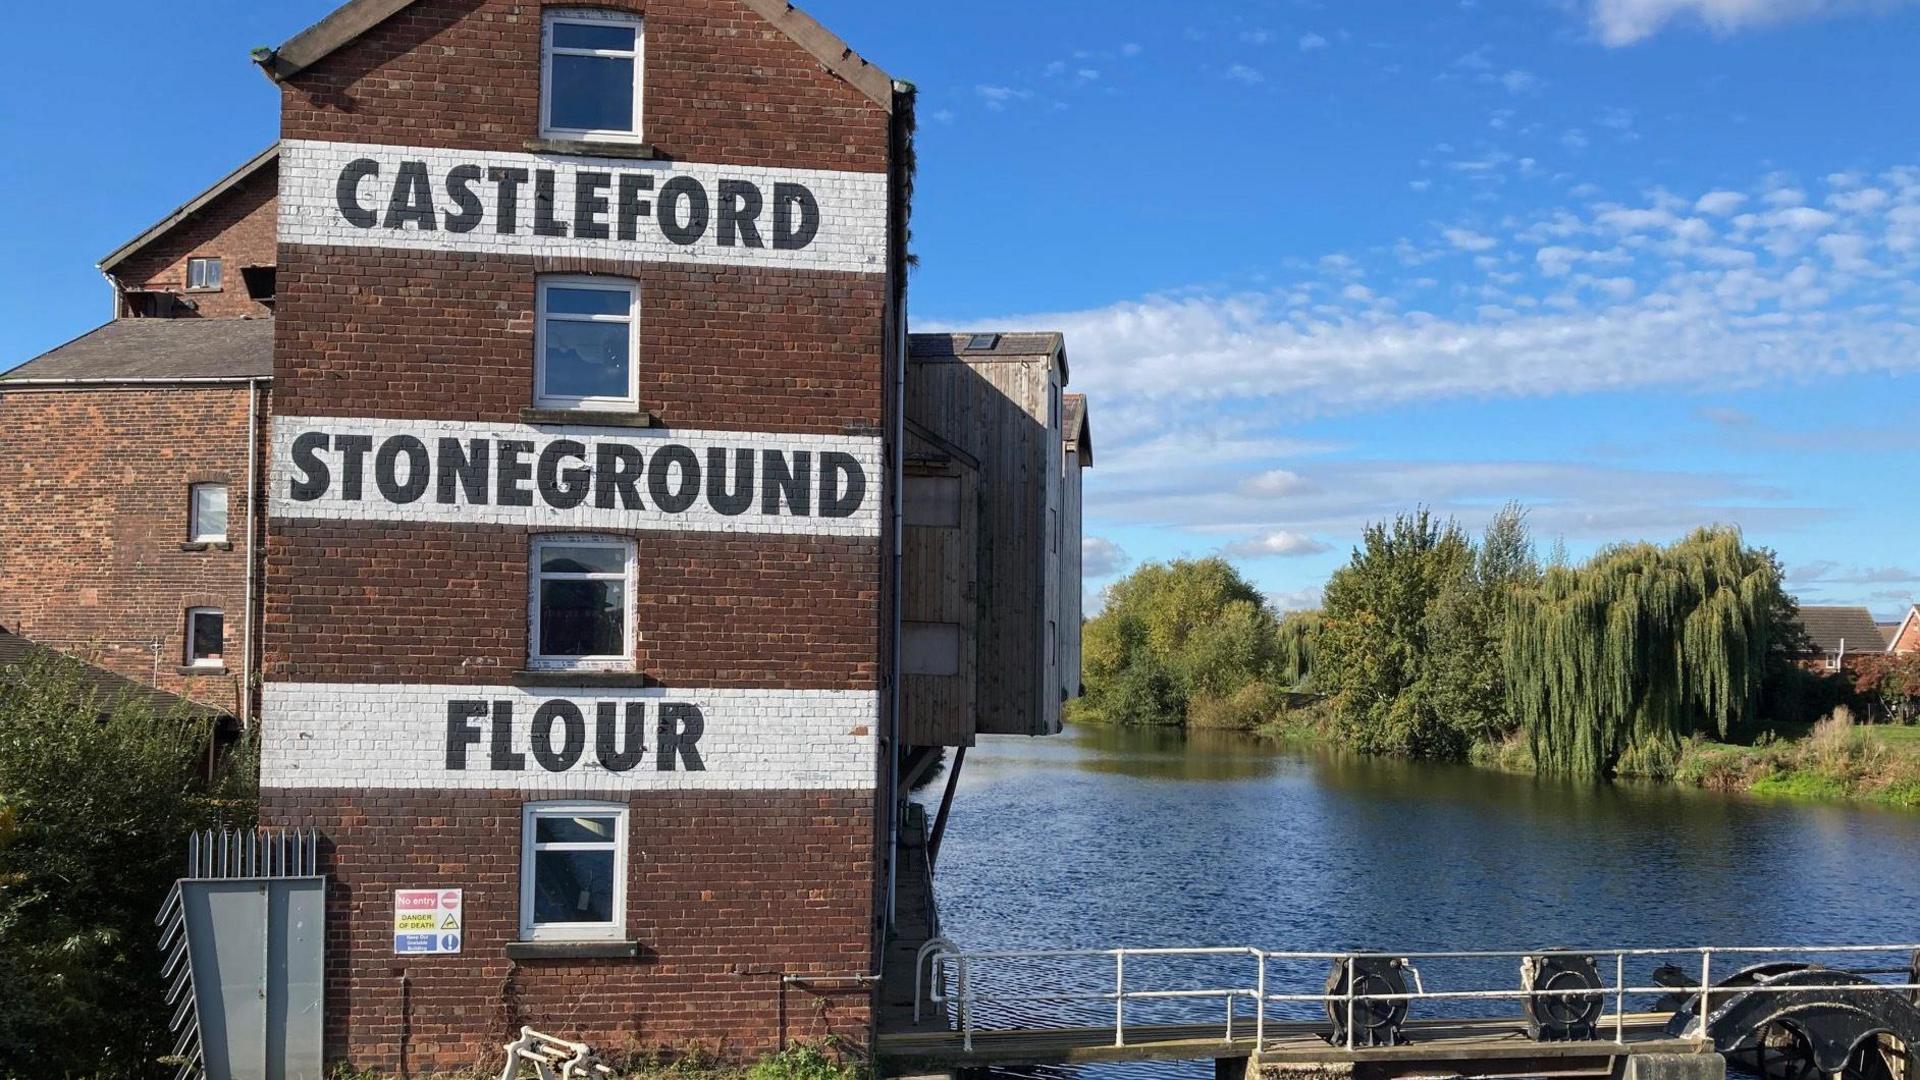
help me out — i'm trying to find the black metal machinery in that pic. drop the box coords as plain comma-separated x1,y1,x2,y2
1663,962,1920,1080
1519,952,1605,1041
1324,956,1410,1047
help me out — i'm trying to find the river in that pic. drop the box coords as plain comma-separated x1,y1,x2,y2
915,724,1920,1077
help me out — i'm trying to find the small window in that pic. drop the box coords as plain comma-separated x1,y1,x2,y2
536,277,639,411
530,537,634,668
189,483,229,543
186,609,225,668
542,10,644,141
187,258,222,291
520,803,628,941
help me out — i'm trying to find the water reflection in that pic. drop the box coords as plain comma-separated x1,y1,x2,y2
917,724,1920,1080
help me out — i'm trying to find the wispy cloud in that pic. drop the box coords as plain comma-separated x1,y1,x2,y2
1298,32,1330,50
1224,64,1267,86
1586,0,1920,46
1083,537,1130,578
1221,530,1334,559
975,85,1031,110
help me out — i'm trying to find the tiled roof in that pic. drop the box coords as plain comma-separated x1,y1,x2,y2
0,629,227,718
1796,606,1885,655
3,318,273,384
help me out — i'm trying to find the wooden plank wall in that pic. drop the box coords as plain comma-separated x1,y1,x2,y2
901,462,977,747
1062,445,1084,700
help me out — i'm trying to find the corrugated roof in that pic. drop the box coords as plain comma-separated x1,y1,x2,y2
2,318,273,384
0,628,226,718
1797,606,1885,655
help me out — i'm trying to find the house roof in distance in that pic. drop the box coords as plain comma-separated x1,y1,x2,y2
2,318,274,385
98,144,279,273
0,628,227,719
1797,605,1886,655
909,332,1070,383
253,0,896,110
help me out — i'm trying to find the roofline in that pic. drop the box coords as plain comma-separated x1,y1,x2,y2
98,144,280,273
0,375,273,390
1892,606,1920,653
255,0,896,111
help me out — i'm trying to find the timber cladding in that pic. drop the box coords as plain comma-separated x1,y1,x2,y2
259,0,897,1069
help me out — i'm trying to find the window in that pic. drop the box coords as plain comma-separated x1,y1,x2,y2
189,483,229,543
520,803,627,941
530,537,634,668
186,609,224,668
536,277,639,411
542,10,643,141
187,257,222,291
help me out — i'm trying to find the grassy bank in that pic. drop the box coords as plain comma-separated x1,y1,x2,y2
328,1041,865,1080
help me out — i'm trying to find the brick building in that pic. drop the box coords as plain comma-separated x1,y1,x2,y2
1,0,1089,1073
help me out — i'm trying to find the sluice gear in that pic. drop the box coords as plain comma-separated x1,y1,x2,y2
1520,952,1605,1041
1324,956,1410,1047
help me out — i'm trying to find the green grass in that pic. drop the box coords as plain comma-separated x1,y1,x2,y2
1748,770,1851,801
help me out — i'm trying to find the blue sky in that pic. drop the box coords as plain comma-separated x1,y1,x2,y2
4,0,1918,618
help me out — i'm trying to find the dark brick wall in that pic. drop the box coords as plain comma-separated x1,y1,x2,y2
111,163,279,319
262,788,877,1072
265,521,879,687
0,386,267,711
281,0,889,173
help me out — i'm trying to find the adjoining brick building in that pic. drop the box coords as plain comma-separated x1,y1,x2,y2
1,1,1090,1072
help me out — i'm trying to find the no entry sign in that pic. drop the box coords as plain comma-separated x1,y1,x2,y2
394,889,463,955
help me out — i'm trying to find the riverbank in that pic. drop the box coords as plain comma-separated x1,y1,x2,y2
1216,703,1920,810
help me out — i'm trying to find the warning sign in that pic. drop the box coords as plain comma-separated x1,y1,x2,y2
394,889,462,954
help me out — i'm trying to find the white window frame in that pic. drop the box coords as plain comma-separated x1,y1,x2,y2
519,802,629,942
185,608,225,668
540,9,645,143
529,535,637,671
188,483,229,543
186,257,222,291
535,276,641,412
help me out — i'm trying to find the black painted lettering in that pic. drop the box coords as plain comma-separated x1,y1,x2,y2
336,434,374,502
383,161,436,231
717,179,764,248
658,176,710,245
594,442,646,510
595,702,646,773
574,171,612,239
616,173,654,241
374,435,431,504
533,169,567,237
336,159,380,228
761,449,812,516
497,440,534,507
491,701,525,771
648,444,701,513
444,164,485,233
487,166,529,235
772,183,820,250
656,704,706,772
288,431,331,501
445,701,488,770
537,439,591,509
819,451,867,518
436,438,490,505
531,700,586,772
706,447,756,516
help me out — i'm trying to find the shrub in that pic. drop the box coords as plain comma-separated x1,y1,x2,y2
1189,680,1289,731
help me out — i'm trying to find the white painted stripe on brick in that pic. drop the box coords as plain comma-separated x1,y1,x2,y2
270,415,882,537
280,139,888,274
260,683,879,792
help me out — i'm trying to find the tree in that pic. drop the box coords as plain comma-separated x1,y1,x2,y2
1421,505,1539,749
0,655,254,1079
1503,526,1796,778
1076,558,1278,726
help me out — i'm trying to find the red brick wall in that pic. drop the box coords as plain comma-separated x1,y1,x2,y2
263,788,876,1071
0,385,266,712
111,163,278,320
266,0,896,1070
1894,612,1920,656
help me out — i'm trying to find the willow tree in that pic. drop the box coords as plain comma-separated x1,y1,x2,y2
1503,526,1792,777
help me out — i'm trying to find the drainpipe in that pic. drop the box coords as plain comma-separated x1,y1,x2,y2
242,378,263,729
884,82,916,931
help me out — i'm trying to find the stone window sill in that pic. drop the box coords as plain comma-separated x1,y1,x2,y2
177,665,229,676
524,138,659,160
180,541,235,552
513,670,656,689
506,940,640,961
520,407,658,429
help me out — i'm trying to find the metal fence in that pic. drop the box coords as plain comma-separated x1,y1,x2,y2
914,940,1920,1053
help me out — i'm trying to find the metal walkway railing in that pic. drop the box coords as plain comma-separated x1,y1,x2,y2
913,940,1920,1053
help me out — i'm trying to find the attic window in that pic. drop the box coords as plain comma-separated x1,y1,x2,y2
965,333,999,352
542,10,644,143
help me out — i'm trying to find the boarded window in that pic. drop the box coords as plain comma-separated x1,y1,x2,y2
904,475,962,528
903,622,963,677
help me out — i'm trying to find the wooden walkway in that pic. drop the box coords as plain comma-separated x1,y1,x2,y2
877,1012,1710,1075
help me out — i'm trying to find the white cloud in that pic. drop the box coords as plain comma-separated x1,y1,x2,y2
975,85,1031,110
1225,64,1267,85
1298,32,1330,50
1587,0,1920,46
1082,537,1130,579
1696,190,1748,216
1499,69,1541,94
1444,227,1499,251
1268,587,1326,614
1240,469,1314,497
1221,530,1333,559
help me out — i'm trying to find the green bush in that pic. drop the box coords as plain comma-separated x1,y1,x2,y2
1189,680,1290,731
